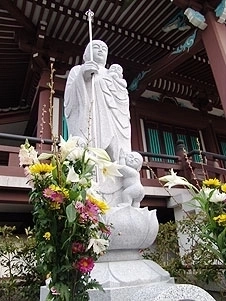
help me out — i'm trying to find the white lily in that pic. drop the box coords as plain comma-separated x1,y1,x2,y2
38,153,53,161
97,160,123,182
67,147,84,162
201,187,226,203
210,190,226,203
59,135,86,161
159,168,195,190
66,166,80,183
87,238,109,255
88,147,111,161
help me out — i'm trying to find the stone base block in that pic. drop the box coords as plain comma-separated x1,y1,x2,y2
89,282,173,301
89,283,216,301
90,259,172,287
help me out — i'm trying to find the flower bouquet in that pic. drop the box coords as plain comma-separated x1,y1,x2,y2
19,135,122,301
159,168,226,265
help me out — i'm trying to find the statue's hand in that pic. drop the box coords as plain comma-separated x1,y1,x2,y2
82,60,99,81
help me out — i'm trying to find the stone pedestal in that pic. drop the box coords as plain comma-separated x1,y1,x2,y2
89,256,174,301
87,206,174,300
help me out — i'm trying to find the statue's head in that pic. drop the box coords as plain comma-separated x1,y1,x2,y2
83,40,108,66
109,64,123,78
125,151,143,171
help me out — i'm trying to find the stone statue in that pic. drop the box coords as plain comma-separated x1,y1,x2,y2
51,39,171,301
119,151,145,207
64,40,131,163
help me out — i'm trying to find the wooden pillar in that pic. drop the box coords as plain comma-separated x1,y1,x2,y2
130,102,141,151
37,88,51,151
202,11,226,116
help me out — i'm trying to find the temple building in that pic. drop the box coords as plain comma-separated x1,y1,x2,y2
0,0,226,231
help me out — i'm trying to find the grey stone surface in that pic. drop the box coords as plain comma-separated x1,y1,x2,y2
89,282,174,301
90,258,172,288
40,286,48,301
153,284,216,301
41,282,216,301
103,206,159,250
89,283,216,301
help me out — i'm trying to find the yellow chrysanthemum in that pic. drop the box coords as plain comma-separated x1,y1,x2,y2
213,214,226,226
49,184,69,198
43,232,51,240
49,202,61,210
203,178,221,188
88,194,110,214
221,183,226,193
29,163,56,174
49,184,60,191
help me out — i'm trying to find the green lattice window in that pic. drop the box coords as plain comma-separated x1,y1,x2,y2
218,137,226,168
145,122,202,163
219,141,226,156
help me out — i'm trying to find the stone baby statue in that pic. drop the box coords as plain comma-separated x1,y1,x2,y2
119,151,145,207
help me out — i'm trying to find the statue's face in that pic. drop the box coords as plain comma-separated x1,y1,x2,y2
92,41,108,65
84,40,108,65
125,152,142,170
109,64,123,77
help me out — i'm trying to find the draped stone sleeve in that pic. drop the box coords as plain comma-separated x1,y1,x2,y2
64,65,93,141
64,65,81,119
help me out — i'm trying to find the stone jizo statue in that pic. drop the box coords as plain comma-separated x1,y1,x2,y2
64,40,144,208
64,40,131,163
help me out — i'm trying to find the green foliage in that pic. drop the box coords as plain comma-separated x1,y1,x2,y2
142,221,183,279
142,214,226,288
0,225,43,301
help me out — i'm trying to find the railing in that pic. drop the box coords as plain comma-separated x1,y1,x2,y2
186,149,226,183
139,151,182,187
1,134,226,186
0,133,53,177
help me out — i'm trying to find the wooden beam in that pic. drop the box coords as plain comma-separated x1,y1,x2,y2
171,0,202,11
130,31,203,101
202,11,226,117
171,0,221,11
17,30,143,72
0,189,29,203
18,30,84,59
0,0,36,34
0,111,30,125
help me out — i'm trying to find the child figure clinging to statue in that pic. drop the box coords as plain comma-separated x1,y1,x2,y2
119,151,145,208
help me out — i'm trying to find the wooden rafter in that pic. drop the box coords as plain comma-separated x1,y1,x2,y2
171,0,221,11
130,31,204,101
0,0,35,34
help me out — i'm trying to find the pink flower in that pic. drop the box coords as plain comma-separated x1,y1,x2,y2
75,201,84,211
72,242,86,254
74,257,94,273
75,200,99,223
43,188,64,203
50,287,60,295
51,192,64,203
43,187,54,198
